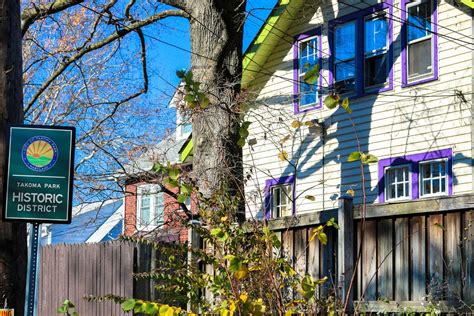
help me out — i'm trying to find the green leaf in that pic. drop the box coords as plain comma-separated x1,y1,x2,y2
237,138,246,148
347,151,361,162
72,312,78,316
239,127,249,139
121,299,136,312
229,256,242,272
434,223,446,230
177,194,188,204
64,300,75,308
363,154,378,164
152,162,163,173
180,183,192,195
210,228,222,236
324,95,340,109
185,70,193,81
341,97,352,114
163,177,178,188
241,121,251,130
144,302,159,314
57,306,67,313
176,70,186,78
168,167,180,180
303,64,320,84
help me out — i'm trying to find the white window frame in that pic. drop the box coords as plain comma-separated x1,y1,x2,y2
364,12,390,90
270,184,293,219
384,164,412,202
406,0,434,82
176,111,192,140
419,158,448,198
298,35,320,109
136,184,164,230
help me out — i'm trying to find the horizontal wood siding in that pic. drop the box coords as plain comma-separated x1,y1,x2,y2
243,0,472,218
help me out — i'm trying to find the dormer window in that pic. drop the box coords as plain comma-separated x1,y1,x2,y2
176,111,192,140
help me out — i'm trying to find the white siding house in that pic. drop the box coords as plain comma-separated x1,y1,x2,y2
242,0,473,219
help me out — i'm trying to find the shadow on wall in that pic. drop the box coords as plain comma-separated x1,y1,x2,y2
246,0,471,217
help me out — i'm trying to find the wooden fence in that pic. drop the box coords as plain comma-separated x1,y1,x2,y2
38,241,138,316
38,194,474,314
269,193,474,313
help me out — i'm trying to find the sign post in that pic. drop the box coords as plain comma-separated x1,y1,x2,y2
2,125,75,316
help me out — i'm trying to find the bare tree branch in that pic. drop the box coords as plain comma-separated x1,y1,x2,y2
22,0,85,35
159,0,188,11
24,9,189,115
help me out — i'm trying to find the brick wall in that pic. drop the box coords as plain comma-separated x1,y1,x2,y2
123,181,189,243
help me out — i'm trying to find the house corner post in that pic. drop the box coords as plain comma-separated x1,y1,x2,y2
337,195,354,313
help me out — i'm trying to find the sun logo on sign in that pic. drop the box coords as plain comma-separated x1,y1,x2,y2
21,136,59,172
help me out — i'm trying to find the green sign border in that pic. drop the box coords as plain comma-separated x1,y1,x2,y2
2,124,75,223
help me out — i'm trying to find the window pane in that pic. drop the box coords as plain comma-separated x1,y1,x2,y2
365,17,388,55
335,22,356,60
441,178,446,192
389,184,396,199
397,183,404,196
407,0,432,42
405,182,410,196
432,162,440,176
335,61,356,93
299,38,318,72
433,179,440,193
423,180,431,195
141,206,151,225
421,164,430,178
299,79,317,107
182,122,192,134
365,53,388,87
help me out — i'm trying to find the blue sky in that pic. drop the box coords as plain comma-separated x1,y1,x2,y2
143,0,278,125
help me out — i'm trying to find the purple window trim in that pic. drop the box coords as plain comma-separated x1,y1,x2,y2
293,27,323,114
327,1,394,99
378,148,453,203
264,175,295,219
401,0,438,87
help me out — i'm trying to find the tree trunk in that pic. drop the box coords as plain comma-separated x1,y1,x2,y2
189,0,245,206
0,0,26,312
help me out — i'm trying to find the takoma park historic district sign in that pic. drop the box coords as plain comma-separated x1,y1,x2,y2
3,125,75,223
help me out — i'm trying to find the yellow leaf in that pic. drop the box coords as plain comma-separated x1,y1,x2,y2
304,120,314,127
285,310,294,316
346,189,355,197
291,120,302,128
240,293,248,303
278,151,288,161
234,265,249,280
279,134,291,145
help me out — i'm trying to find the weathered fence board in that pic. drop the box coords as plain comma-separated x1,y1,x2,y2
274,194,474,312
38,241,135,316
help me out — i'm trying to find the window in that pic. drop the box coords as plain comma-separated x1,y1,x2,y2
329,2,392,97
264,176,294,219
176,111,192,140
294,28,321,113
271,184,292,218
378,149,452,203
419,159,448,197
137,185,164,229
364,14,389,88
402,0,438,86
334,22,356,94
385,165,411,201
